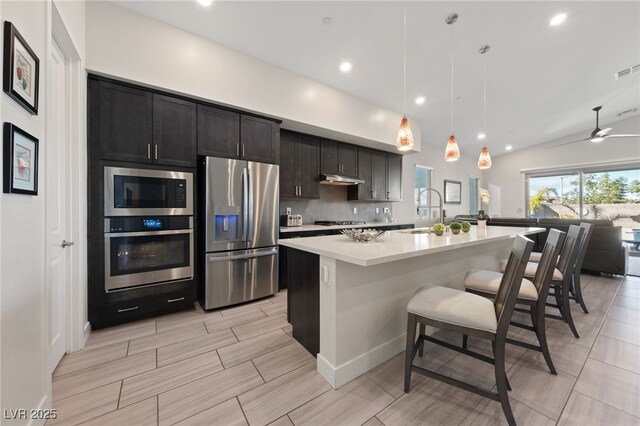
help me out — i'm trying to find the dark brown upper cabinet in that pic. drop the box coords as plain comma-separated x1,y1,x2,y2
197,105,240,158
90,78,197,167
320,139,358,177
371,151,388,201
348,148,403,202
240,115,279,164
387,153,403,201
92,79,153,164
152,94,197,167
280,131,320,199
198,108,279,164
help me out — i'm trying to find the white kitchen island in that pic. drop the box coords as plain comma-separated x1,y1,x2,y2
279,226,544,389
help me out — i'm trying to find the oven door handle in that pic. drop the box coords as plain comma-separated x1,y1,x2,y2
104,229,194,238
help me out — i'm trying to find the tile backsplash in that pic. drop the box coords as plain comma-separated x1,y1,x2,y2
279,185,393,224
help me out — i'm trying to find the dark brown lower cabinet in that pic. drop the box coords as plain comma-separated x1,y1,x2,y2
286,248,320,356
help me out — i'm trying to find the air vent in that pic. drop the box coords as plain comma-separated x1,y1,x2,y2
618,107,639,117
615,63,640,80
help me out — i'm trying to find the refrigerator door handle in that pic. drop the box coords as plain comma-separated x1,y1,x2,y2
207,250,277,262
247,167,254,242
242,168,249,242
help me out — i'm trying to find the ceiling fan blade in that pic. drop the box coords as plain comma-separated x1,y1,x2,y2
603,134,640,139
547,137,590,148
596,127,612,137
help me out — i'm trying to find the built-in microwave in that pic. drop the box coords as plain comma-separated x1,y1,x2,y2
104,167,193,217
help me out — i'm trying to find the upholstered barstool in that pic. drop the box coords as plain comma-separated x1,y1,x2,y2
500,225,584,338
529,223,593,313
463,229,566,374
404,235,534,426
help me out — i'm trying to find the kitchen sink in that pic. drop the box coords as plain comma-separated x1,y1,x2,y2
400,228,431,234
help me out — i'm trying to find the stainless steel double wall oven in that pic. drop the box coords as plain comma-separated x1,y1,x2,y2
103,166,194,291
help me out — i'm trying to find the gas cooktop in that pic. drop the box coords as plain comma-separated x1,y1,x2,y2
314,221,366,226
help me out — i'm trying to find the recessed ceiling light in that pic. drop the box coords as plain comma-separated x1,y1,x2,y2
339,62,352,73
549,13,567,26
196,0,212,6
477,133,486,140
415,96,426,105
505,145,513,151
323,17,332,25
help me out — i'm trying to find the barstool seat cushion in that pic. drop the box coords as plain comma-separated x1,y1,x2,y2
529,252,560,263
464,270,538,301
499,260,563,281
407,287,497,333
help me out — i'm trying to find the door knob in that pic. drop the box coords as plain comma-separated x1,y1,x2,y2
61,240,75,248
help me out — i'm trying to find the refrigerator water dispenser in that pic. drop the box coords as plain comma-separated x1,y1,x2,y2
213,207,240,242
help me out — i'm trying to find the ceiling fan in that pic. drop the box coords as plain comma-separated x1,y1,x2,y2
549,106,640,148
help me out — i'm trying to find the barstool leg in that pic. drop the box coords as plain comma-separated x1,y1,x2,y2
534,303,557,375
462,334,468,349
492,340,511,391
573,271,589,314
494,337,516,426
405,314,417,393
418,323,426,357
561,281,580,338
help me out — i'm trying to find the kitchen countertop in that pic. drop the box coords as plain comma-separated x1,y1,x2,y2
278,226,545,266
280,221,417,233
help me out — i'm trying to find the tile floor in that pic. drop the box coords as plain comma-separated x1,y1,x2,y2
49,274,640,425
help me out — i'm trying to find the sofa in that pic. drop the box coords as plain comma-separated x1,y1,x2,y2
536,219,625,275
452,215,626,275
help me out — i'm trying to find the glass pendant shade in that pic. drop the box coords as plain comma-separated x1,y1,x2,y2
478,146,492,169
396,116,414,151
444,134,460,161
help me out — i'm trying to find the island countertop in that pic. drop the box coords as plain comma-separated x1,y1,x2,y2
280,220,417,233
278,226,544,267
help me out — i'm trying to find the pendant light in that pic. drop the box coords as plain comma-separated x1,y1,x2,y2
477,45,492,169
396,2,414,151
444,13,460,161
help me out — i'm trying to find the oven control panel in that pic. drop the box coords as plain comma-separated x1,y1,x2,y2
106,216,193,233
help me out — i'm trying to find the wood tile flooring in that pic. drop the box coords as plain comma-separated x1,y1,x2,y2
50,275,640,425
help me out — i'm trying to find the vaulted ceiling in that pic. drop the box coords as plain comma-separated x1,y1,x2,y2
115,1,640,155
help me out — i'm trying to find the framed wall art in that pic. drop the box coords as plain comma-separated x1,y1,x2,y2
3,123,39,195
3,21,39,114
444,179,462,204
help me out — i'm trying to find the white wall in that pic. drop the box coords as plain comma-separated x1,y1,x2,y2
84,1,420,153
394,144,483,223
0,1,85,422
485,114,640,218
0,1,49,421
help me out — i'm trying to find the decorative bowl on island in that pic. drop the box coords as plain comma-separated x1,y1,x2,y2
341,228,386,242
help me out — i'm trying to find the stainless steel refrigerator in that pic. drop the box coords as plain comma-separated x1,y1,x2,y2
201,157,279,310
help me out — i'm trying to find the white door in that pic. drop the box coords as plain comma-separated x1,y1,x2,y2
47,38,69,373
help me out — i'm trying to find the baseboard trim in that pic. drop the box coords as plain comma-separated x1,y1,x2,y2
26,394,48,426
82,321,91,349
317,333,407,389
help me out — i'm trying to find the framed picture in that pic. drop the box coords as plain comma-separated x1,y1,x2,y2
3,123,39,195
444,179,462,204
3,21,39,115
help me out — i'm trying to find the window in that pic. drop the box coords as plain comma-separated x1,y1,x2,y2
469,177,479,215
415,165,433,218
526,165,640,228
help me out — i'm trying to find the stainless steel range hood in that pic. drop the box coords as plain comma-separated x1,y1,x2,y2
319,174,365,186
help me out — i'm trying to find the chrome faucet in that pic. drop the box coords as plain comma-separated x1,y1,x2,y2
416,188,444,224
